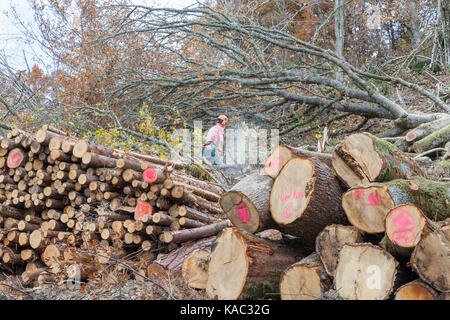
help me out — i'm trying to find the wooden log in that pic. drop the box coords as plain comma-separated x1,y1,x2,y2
270,157,347,244
6,148,27,169
334,243,400,300
342,177,450,234
142,167,166,184
82,152,117,168
161,220,232,244
279,253,332,300
0,204,25,219
177,206,218,224
413,124,450,154
382,205,444,258
315,224,364,278
394,279,441,300
410,224,450,293
182,249,211,289
332,132,424,188
220,173,275,234
178,217,205,229
205,227,305,300
405,117,450,143
264,144,332,178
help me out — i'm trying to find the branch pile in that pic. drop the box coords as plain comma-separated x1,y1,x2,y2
0,126,230,292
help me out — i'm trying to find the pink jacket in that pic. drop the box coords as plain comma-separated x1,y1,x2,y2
205,123,224,155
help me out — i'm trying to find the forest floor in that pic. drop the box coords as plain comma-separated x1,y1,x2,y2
0,71,448,301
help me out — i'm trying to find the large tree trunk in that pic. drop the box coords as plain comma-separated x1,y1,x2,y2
410,224,450,293
332,132,424,188
341,177,450,234
206,227,305,300
315,224,364,278
334,243,400,300
219,173,275,234
270,156,347,244
279,252,332,300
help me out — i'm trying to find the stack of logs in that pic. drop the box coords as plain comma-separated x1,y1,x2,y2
179,132,449,300
0,126,231,289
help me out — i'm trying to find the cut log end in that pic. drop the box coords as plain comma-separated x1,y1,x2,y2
342,185,394,233
182,249,210,290
334,243,398,300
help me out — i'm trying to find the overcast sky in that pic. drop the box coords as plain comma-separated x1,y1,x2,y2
0,0,198,70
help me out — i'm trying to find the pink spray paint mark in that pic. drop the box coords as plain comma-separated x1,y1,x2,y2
361,192,383,206
235,202,251,223
282,202,294,219
143,168,157,183
390,208,415,246
354,189,365,200
267,156,285,176
281,189,304,202
135,201,153,221
7,152,22,168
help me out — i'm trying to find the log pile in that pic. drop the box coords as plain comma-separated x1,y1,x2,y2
0,126,230,290
201,131,449,300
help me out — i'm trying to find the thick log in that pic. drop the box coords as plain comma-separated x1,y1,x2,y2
220,173,276,234
279,253,332,300
382,205,444,258
410,224,450,293
264,145,332,178
205,227,305,300
332,132,424,188
315,224,364,278
161,220,232,244
342,177,450,234
0,204,26,219
394,279,441,300
270,157,347,244
334,243,400,300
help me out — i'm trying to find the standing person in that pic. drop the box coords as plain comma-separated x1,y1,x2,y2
203,115,228,165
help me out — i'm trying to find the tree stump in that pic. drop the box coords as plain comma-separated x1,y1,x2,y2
219,173,275,234
332,132,424,188
279,253,332,300
270,157,347,244
206,227,303,300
